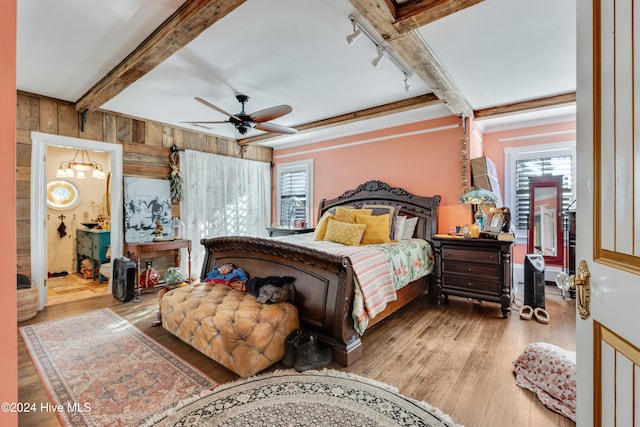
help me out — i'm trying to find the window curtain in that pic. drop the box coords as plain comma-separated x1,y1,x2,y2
180,149,271,278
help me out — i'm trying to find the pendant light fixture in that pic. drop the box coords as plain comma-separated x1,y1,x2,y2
56,149,106,180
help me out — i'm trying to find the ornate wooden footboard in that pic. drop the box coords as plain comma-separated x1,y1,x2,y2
200,236,360,365
200,181,440,366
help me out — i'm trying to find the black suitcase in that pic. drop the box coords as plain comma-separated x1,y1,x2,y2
112,257,136,302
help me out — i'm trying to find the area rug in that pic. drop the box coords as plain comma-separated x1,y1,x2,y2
144,369,462,427
19,308,216,426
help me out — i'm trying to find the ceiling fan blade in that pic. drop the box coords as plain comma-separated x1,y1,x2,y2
181,120,229,124
249,105,292,123
194,97,241,121
254,122,297,134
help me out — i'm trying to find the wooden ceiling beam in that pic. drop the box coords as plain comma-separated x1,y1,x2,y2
349,0,474,117
75,0,245,112
239,93,443,146
473,92,576,119
392,0,485,33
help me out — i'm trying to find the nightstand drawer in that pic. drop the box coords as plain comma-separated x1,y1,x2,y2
442,273,500,295
442,247,500,263
443,260,500,278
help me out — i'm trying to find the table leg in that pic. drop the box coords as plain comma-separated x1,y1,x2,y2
187,247,192,283
133,256,142,301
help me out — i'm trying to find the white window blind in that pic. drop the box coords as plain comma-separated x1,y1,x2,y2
276,160,313,226
280,169,307,225
514,156,573,230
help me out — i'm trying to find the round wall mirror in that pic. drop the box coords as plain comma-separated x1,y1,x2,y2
47,180,80,210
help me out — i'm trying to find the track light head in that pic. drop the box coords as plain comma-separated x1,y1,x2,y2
346,16,362,44
346,28,361,44
371,46,385,67
404,74,411,92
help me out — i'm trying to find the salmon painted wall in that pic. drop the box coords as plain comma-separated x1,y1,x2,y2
272,115,474,234
472,119,577,264
272,111,576,268
1,0,18,424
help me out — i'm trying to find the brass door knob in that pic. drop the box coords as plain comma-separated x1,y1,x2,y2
556,260,591,320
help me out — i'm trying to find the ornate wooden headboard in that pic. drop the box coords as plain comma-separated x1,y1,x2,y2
318,180,440,241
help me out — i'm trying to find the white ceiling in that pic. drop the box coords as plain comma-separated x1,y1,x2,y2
17,0,576,148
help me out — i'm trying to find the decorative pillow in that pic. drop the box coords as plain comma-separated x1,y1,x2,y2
323,218,366,246
394,216,407,241
362,204,397,238
314,212,336,241
355,213,391,245
334,207,372,223
325,205,355,215
401,216,419,239
513,342,576,422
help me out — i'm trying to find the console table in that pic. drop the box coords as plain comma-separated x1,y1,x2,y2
433,235,513,318
77,229,110,283
124,239,192,290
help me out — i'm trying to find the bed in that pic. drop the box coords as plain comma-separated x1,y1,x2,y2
199,180,440,366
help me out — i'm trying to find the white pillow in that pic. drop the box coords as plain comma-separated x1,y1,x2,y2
394,216,406,240
401,217,419,239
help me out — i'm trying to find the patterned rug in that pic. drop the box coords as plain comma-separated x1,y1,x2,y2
145,369,462,427
19,308,216,426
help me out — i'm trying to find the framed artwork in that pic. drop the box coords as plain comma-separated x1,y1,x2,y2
483,208,505,233
47,180,80,210
124,177,172,243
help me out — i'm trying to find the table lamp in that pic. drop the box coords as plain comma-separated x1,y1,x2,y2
459,188,499,230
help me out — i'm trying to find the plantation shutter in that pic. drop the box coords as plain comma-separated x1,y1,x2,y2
280,168,307,226
515,156,573,230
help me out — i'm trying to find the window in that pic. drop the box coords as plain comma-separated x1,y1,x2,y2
505,142,576,241
276,160,313,227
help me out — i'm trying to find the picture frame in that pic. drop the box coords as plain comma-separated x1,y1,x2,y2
483,208,505,233
124,177,172,243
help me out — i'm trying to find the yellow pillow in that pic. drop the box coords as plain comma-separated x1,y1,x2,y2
355,213,391,245
314,212,335,241
323,218,366,246
334,207,372,223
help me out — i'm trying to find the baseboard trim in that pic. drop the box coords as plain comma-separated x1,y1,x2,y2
513,263,563,285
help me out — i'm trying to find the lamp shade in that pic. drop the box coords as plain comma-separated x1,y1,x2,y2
459,188,498,205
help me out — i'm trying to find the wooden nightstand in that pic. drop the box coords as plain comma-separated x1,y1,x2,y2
266,227,315,237
432,235,513,317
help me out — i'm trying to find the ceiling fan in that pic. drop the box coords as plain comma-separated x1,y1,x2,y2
183,95,297,135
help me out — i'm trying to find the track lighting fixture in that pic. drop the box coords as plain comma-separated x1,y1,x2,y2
371,46,385,67
346,14,413,92
346,18,361,44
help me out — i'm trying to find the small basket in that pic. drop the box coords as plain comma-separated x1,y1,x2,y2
17,286,39,322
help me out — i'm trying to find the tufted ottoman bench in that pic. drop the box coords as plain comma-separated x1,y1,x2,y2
161,282,300,377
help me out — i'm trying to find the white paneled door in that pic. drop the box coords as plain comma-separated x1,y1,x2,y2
577,0,640,425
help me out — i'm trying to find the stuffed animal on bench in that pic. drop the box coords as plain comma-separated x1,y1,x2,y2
256,282,295,304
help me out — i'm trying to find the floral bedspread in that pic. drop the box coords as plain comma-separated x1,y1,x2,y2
276,234,434,334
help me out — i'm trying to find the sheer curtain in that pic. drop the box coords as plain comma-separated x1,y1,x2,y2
180,150,271,278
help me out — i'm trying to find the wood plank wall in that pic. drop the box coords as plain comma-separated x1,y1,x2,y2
15,91,272,276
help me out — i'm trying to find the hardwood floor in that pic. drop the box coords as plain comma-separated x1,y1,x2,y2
18,283,576,427
46,273,110,305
